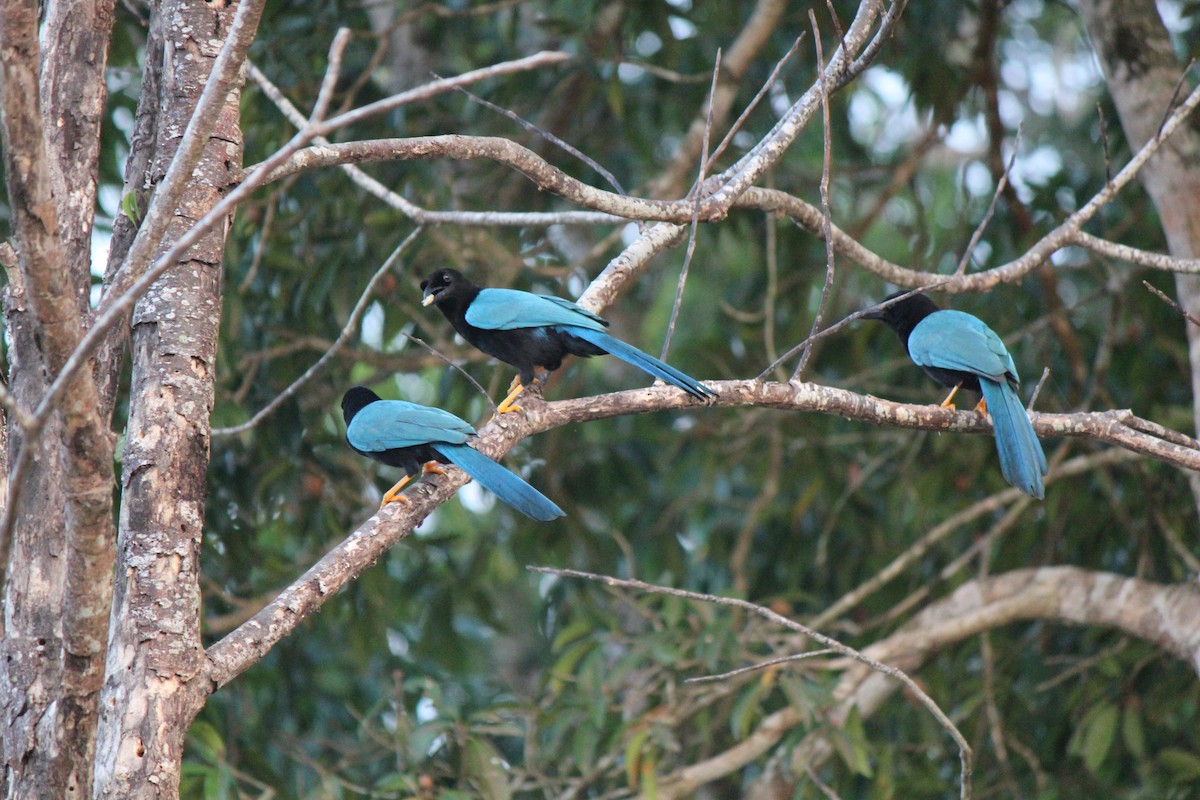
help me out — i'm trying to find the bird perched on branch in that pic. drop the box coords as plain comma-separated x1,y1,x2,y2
420,268,716,413
341,386,564,520
864,292,1048,499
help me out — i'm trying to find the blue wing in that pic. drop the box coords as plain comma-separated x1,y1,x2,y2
433,443,565,521
465,288,608,332
346,400,475,452
563,326,716,399
909,310,1019,384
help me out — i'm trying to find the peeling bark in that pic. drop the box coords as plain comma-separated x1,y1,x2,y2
92,1,241,796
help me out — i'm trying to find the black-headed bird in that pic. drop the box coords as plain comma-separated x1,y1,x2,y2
341,386,564,520
420,268,716,413
864,292,1047,499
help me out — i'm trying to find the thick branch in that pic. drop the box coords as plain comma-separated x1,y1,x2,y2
695,567,1200,800
205,378,1192,687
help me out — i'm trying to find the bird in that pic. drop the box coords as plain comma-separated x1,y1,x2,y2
863,291,1048,499
341,386,565,521
420,268,716,413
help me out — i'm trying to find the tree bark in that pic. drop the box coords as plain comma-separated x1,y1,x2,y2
0,1,116,795
1077,0,1200,515
92,1,241,796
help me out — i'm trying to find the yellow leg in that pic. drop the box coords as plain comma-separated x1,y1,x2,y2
974,397,988,415
496,380,527,414
422,461,448,476
380,474,414,508
939,383,962,410
496,369,544,414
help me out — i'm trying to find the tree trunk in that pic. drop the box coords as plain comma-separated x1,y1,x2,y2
1077,0,1200,515
0,0,116,796
92,1,241,796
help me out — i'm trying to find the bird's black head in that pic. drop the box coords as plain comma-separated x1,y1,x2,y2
863,291,940,347
421,268,476,309
341,386,381,424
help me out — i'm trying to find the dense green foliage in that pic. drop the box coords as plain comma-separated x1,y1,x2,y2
12,0,1200,797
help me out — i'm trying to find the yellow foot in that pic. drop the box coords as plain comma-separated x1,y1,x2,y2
497,374,540,414
974,397,988,415
422,461,448,477
939,383,962,410
380,474,414,508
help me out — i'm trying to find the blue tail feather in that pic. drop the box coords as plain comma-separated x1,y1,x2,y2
434,443,565,521
564,326,716,400
979,379,1047,499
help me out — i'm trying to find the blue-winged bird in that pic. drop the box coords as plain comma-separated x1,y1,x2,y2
865,292,1047,499
342,386,564,520
421,268,716,413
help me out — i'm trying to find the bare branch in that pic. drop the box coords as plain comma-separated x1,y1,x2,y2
660,49,722,361
956,124,1021,275
684,649,837,684
204,376,1190,692
454,83,627,196
309,28,352,124
1078,231,1200,273
792,11,836,380
744,567,1200,799
1144,278,1200,328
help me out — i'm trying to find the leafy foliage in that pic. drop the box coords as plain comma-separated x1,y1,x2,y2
36,0,1198,797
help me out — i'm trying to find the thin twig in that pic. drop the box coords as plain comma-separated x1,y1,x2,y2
758,282,948,381
792,11,836,380
530,565,973,800
213,228,423,437
956,124,1021,275
1028,366,1050,410
249,64,622,227
660,49,721,361
684,649,836,684
1143,279,1200,328
705,36,805,172
310,29,352,124
453,83,626,195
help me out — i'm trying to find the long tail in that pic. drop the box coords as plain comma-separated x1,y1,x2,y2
434,444,565,521
564,326,716,400
979,379,1048,499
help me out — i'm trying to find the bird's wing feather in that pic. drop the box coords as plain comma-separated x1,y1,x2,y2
432,443,565,521
909,310,1019,383
465,288,608,331
563,326,715,399
347,400,474,452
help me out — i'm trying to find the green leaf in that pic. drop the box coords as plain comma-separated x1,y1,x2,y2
187,719,226,764
1159,748,1200,782
551,619,593,651
1081,702,1119,774
730,680,768,739
832,706,873,778
1122,701,1146,760
461,737,511,800
624,726,651,789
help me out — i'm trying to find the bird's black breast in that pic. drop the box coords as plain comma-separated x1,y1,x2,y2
349,440,440,477
461,325,605,381
920,365,983,394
